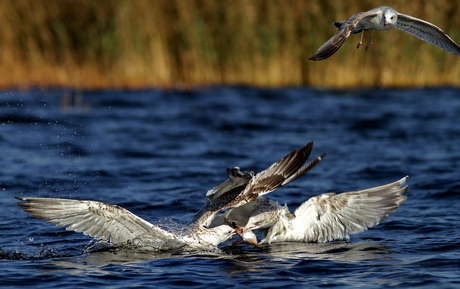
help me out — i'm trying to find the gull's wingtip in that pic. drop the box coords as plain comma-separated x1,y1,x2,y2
400,175,409,186
308,56,322,61
15,196,29,208
318,152,327,160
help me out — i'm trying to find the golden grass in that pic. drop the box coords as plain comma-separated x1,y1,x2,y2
0,0,459,89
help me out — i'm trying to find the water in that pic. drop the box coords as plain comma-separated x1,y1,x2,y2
1,87,459,288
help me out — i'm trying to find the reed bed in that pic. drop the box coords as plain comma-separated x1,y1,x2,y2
0,0,459,89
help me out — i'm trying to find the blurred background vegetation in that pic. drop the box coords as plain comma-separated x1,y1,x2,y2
1,0,460,89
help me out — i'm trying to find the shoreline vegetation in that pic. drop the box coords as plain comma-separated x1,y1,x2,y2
1,0,460,90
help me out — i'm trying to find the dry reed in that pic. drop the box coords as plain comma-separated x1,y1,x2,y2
0,0,459,89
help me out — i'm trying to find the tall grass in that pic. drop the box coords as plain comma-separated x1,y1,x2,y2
0,0,459,89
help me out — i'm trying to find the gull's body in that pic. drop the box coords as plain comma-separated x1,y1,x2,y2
309,6,460,61
221,176,408,245
16,142,326,252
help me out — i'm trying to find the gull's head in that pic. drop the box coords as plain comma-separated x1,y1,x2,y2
208,224,235,246
383,8,398,27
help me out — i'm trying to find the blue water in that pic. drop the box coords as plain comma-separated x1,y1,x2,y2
1,87,459,288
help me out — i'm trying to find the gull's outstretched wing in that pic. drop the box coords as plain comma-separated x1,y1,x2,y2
262,176,408,243
309,10,380,61
396,13,460,56
16,197,174,245
243,145,326,199
192,142,326,227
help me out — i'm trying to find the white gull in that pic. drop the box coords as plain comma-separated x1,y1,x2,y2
213,176,408,245
309,6,460,61
15,196,235,252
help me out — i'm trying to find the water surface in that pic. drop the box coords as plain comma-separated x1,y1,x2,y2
1,87,459,288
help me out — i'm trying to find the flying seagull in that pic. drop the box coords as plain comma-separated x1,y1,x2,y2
217,176,408,245
16,142,325,252
309,6,460,61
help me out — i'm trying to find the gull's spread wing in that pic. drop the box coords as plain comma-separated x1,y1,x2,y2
16,197,173,245
309,10,379,61
396,13,460,56
243,142,326,198
263,176,408,243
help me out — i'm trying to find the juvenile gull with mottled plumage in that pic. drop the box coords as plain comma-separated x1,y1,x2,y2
191,142,326,228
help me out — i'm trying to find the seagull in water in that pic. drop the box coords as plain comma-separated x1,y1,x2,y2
309,6,460,61
16,142,325,252
191,142,326,228
212,176,408,245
